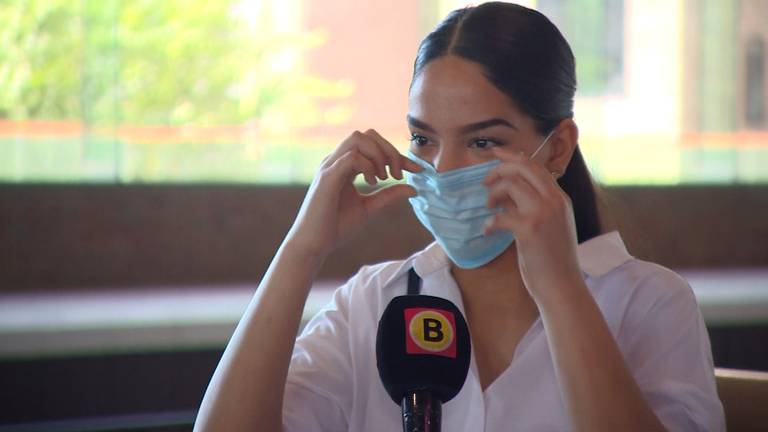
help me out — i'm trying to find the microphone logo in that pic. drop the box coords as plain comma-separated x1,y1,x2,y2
404,308,456,358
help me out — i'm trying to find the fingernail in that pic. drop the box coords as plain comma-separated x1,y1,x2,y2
482,218,493,234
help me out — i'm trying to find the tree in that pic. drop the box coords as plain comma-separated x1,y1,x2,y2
0,0,351,127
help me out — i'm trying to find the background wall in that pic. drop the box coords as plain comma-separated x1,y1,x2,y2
2,184,767,292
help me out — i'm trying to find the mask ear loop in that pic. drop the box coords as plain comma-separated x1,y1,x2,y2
529,129,562,178
529,129,556,160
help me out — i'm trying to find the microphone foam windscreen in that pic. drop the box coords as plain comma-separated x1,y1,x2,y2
376,295,471,405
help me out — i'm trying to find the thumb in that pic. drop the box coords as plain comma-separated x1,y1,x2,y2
364,184,417,214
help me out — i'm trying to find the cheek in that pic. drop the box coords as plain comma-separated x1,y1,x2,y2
410,145,436,163
413,145,499,174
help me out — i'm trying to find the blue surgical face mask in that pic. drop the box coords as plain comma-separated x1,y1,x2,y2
405,131,554,269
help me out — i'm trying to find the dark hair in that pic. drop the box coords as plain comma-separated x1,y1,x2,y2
412,2,602,244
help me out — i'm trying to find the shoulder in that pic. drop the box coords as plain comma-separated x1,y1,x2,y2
578,231,698,318
580,231,690,299
347,259,410,295
603,262,724,430
585,249,703,343
344,241,445,295
331,243,440,315
601,258,697,311
597,258,709,358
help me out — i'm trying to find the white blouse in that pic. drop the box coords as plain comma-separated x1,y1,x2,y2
283,231,725,431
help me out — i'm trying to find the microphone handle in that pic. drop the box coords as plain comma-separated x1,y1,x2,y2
401,389,442,432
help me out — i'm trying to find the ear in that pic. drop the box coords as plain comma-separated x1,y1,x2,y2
546,118,578,177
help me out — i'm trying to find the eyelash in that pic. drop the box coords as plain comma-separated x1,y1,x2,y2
409,132,428,146
409,133,505,149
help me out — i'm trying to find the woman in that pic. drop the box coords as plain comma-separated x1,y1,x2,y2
195,3,724,431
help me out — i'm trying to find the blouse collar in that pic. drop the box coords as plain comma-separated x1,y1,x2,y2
410,230,633,281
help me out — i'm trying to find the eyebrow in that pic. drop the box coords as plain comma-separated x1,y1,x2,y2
406,115,517,134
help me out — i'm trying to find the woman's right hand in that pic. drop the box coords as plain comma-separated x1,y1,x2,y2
284,129,423,259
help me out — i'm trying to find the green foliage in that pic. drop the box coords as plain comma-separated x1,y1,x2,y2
564,0,608,94
0,0,80,119
0,0,352,126
539,0,624,95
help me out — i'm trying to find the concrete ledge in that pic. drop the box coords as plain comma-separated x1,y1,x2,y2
1,271,766,359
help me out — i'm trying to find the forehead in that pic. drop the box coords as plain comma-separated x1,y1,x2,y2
408,55,525,128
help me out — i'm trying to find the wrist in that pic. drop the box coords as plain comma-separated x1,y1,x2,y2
531,275,592,315
280,235,329,271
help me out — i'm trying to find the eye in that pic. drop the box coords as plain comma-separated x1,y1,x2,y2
409,132,429,147
470,138,503,149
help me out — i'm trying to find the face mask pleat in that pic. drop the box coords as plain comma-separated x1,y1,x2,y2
404,133,553,269
412,209,491,239
409,196,502,221
405,150,515,268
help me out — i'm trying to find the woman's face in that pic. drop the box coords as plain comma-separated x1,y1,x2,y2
407,55,551,173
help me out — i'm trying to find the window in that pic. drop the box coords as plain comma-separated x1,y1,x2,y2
538,0,624,96
1,0,766,184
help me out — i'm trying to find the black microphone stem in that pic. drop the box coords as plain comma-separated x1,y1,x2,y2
401,389,442,432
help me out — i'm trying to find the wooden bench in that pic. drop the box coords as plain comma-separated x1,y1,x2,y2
716,368,768,432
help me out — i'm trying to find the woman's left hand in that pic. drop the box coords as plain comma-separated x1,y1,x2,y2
483,148,585,306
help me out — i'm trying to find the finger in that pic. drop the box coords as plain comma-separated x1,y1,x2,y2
328,131,388,180
364,129,424,175
486,150,559,197
352,152,381,186
488,193,518,217
484,210,523,236
364,129,404,180
324,132,360,166
485,180,519,212
482,152,527,186
353,136,390,180
364,184,418,214
401,153,425,173
328,149,379,186
486,176,540,214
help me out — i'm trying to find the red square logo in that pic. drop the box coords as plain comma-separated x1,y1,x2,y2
404,307,457,358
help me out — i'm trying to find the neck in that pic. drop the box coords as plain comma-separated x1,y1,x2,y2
450,245,533,309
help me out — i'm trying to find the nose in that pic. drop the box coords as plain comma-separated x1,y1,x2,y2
433,147,469,173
